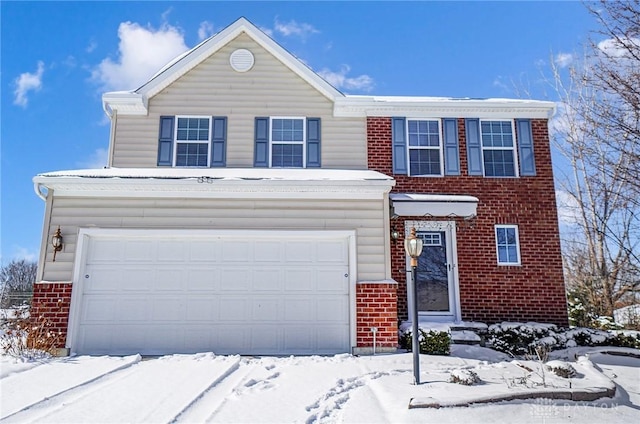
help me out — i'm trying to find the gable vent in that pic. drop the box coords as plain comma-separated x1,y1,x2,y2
230,49,255,72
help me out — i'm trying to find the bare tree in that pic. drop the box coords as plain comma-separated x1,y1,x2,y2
0,259,37,308
547,1,640,326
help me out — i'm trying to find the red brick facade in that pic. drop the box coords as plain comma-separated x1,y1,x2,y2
368,117,568,326
30,282,72,349
355,282,398,348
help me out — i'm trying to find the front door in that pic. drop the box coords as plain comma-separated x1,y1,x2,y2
406,221,460,321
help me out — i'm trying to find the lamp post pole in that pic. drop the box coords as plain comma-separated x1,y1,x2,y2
404,227,423,385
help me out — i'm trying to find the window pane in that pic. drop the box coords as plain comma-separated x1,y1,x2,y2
483,150,515,177
272,118,304,142
409,149,441,175
272,143,303,167
408,120,440,147
176,143,208,166
496,226,519,264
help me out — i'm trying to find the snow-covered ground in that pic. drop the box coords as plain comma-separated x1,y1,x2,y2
1,345,638,423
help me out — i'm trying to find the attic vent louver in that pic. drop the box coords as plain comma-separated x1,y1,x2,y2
230,49,255,72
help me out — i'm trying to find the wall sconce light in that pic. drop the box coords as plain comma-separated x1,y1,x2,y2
51,226,63,262
391,228,400,240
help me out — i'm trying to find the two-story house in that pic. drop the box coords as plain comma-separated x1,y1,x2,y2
31,17,567,356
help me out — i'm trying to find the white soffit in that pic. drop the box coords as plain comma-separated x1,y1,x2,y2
390,193,479,218
33,168,395,200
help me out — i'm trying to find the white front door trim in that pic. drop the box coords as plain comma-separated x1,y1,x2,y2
404,220,461,322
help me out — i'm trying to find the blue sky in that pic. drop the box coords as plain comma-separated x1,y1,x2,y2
1,1,596,263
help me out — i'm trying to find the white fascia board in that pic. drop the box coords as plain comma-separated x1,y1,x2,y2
102,92,148,116
334,96,556,119
136,17,343,103
390,193,479,218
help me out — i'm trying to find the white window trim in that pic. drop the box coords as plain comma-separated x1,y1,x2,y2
406,119,444,177
173,115,212,167
269,116,307,168
495,224,521,266
480,119,519,178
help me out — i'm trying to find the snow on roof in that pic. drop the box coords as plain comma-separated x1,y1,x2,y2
35,167,393,182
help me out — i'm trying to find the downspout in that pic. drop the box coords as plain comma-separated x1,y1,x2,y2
34,181,47,201
103,101,116,168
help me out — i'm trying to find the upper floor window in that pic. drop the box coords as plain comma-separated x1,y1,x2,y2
481,120,517,177
465,118,536,178
254,117,321,168
392,117,459,177
175,117,210,166
495,225,521,265
407,120,443,176
271,118,305,167
157,115,227,167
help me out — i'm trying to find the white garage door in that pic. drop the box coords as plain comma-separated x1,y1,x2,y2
72,231,352,355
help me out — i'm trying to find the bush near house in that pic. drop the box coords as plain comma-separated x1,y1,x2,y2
399,329,451,355
487,322,640,356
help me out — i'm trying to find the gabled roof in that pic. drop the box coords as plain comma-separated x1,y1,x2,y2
102,17,344,116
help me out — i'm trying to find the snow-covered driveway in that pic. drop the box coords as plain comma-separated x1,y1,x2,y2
1,347,638,423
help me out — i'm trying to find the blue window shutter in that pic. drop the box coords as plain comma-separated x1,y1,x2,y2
465,118,483,175
443,118,460,175
210,117,227,167
392,117,407,175
157,116,174,166
306,117,321,168
516,119,536,176
254,117,269,167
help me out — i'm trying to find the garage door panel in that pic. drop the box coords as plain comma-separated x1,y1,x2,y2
221,269,250,291
75,232,351,355
284,299,315,321
124,240,157,262
254,241,283,262
185,269,220,291
284,269,315,291
318,269,349,292
188,240,220,261
218,298,249,321
157,240,187,261
285,241,314,262
316,241,348,262
186,298,218,321
252,269,282,291
252,299,279,320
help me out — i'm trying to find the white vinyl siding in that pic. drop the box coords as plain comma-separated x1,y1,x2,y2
40,196,386,283
110,34,367,169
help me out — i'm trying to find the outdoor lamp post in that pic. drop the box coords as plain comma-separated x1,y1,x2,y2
404,227,423,385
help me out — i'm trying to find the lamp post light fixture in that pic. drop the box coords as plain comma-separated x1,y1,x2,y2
51,226,63,262
404,227,423,385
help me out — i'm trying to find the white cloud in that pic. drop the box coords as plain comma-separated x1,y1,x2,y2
91,21,189,92
597,37,640,58
317,65,374,93
198,21,215,41
78,148,109,169
554,52,574,68
273,18,319,39
8,246,39,262
556,190,581,225
86,40,97,53
13,61,44,107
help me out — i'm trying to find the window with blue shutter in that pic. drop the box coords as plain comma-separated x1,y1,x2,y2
443,118,460,175
254,117,269,167
255,117,321,168
516,119,536,176
157,115,226,167
391,117,408,175
210,117,227,167
306,118,321,168
157,116,174,166
465,119,484,176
